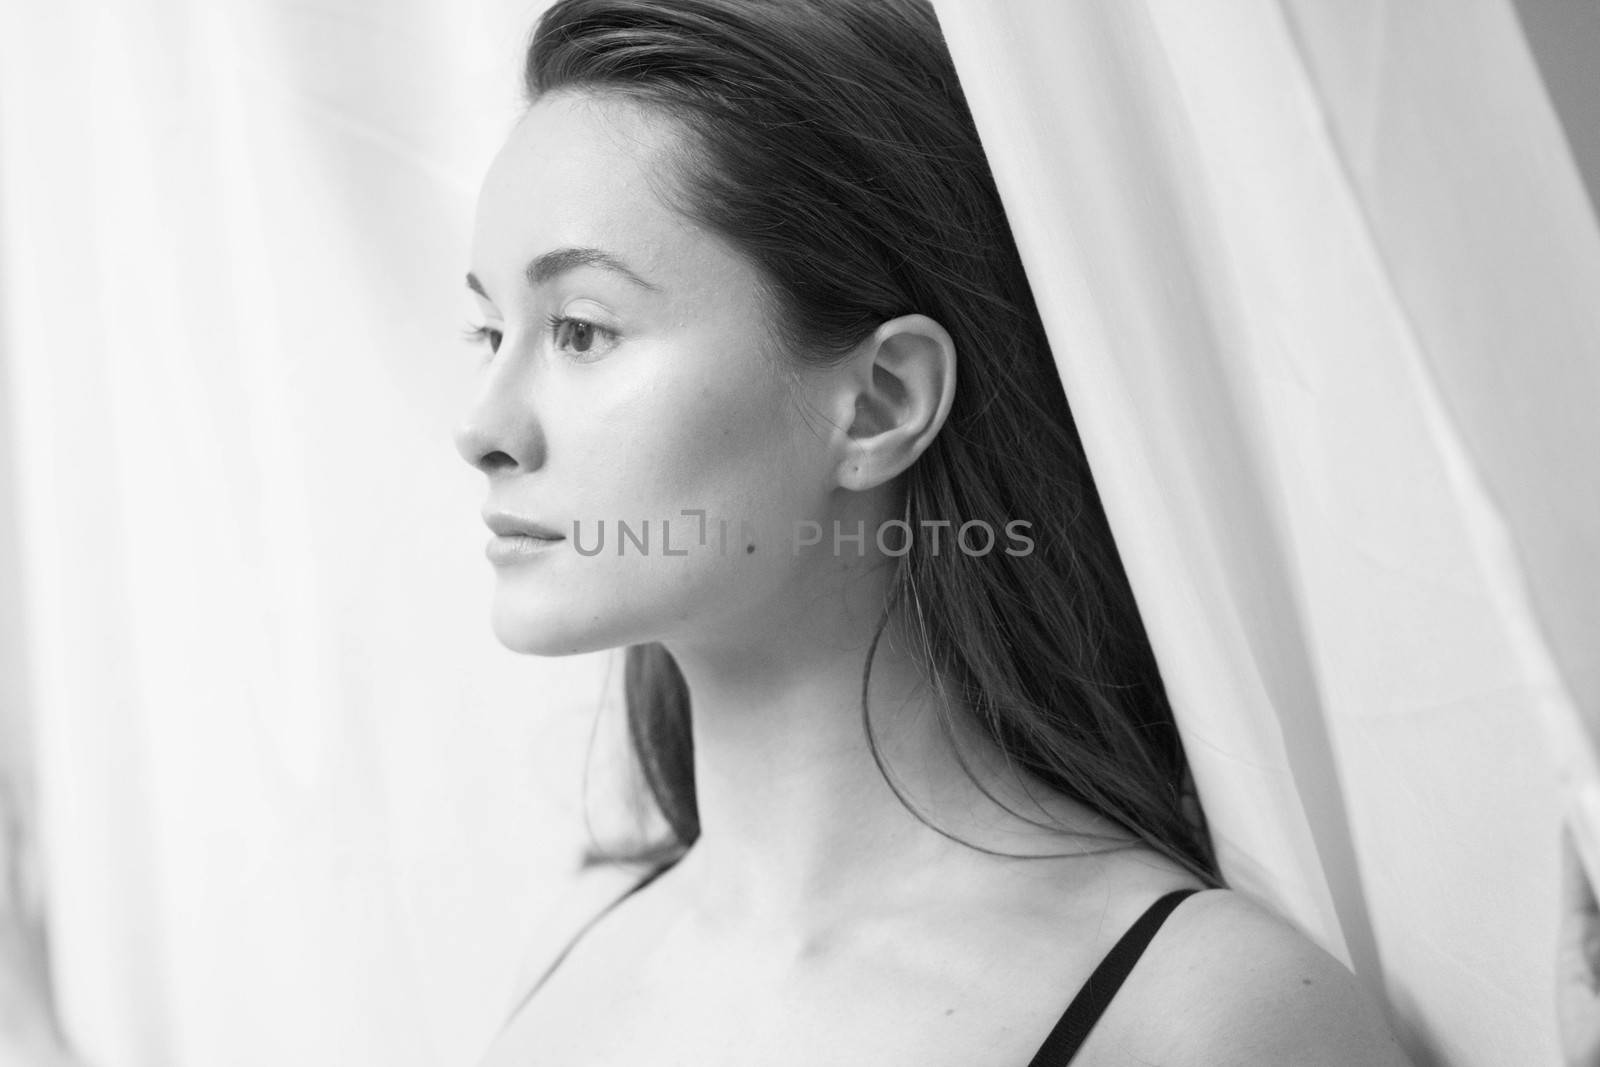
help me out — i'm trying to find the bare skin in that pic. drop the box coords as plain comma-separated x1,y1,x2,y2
495,853,1405,1067
460,92,1411,1067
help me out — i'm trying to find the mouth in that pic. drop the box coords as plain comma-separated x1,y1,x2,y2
482,511,566,565
482,511,567,540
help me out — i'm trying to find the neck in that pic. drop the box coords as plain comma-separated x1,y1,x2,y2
658,550,1103,935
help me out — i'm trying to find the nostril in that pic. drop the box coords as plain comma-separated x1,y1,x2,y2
479,450,517,473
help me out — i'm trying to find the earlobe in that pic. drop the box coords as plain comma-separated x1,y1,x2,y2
835,313,957,491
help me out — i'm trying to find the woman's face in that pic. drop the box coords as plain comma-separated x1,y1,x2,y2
457,92,848,656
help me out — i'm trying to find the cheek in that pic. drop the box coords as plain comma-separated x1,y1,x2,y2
582,356,817,534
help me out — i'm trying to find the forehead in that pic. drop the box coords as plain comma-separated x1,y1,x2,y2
471,92,696,290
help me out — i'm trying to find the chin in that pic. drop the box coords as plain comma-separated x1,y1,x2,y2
491,606,601,657
488,589,630,658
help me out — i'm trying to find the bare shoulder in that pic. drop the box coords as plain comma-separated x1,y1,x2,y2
506,856,664,1009
1117,888,1413,1066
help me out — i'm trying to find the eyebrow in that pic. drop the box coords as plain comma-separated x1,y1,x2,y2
465,246,660,300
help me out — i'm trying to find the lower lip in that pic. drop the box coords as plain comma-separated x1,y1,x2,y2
486,534,566,565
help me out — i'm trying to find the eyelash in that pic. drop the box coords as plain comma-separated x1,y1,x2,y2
460,315,617,359
461,323,502,353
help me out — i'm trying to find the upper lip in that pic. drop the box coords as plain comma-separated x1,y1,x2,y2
483,511,566,540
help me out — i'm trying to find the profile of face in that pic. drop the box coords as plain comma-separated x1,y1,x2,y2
457,92,895,658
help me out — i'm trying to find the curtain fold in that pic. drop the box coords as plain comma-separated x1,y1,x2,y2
0,1,601,1064
934,1,1596,1064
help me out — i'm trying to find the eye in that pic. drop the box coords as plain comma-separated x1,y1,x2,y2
462,323,503,354
546,314,619,359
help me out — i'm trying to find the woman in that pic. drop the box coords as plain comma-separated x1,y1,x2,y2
456,0,1410,1062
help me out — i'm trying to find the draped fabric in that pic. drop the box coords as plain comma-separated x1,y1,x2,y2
932,2,1599,1064
1,1,1594,1066
0,2,620,1063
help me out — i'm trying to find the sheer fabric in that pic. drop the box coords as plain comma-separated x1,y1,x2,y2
932,2,1599,1063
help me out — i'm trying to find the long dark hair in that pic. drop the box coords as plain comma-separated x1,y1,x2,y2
526,0,1219,884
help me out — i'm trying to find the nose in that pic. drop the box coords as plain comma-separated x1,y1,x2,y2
453,356,545,476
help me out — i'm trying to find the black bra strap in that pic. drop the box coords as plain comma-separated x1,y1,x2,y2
1024,888,1201,1067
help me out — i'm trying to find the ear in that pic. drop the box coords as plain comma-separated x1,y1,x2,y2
834,314,957,491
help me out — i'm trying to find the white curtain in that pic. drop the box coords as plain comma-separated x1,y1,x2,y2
933,1,1600,1064
0,1,613,1064
2,1,1594,1065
